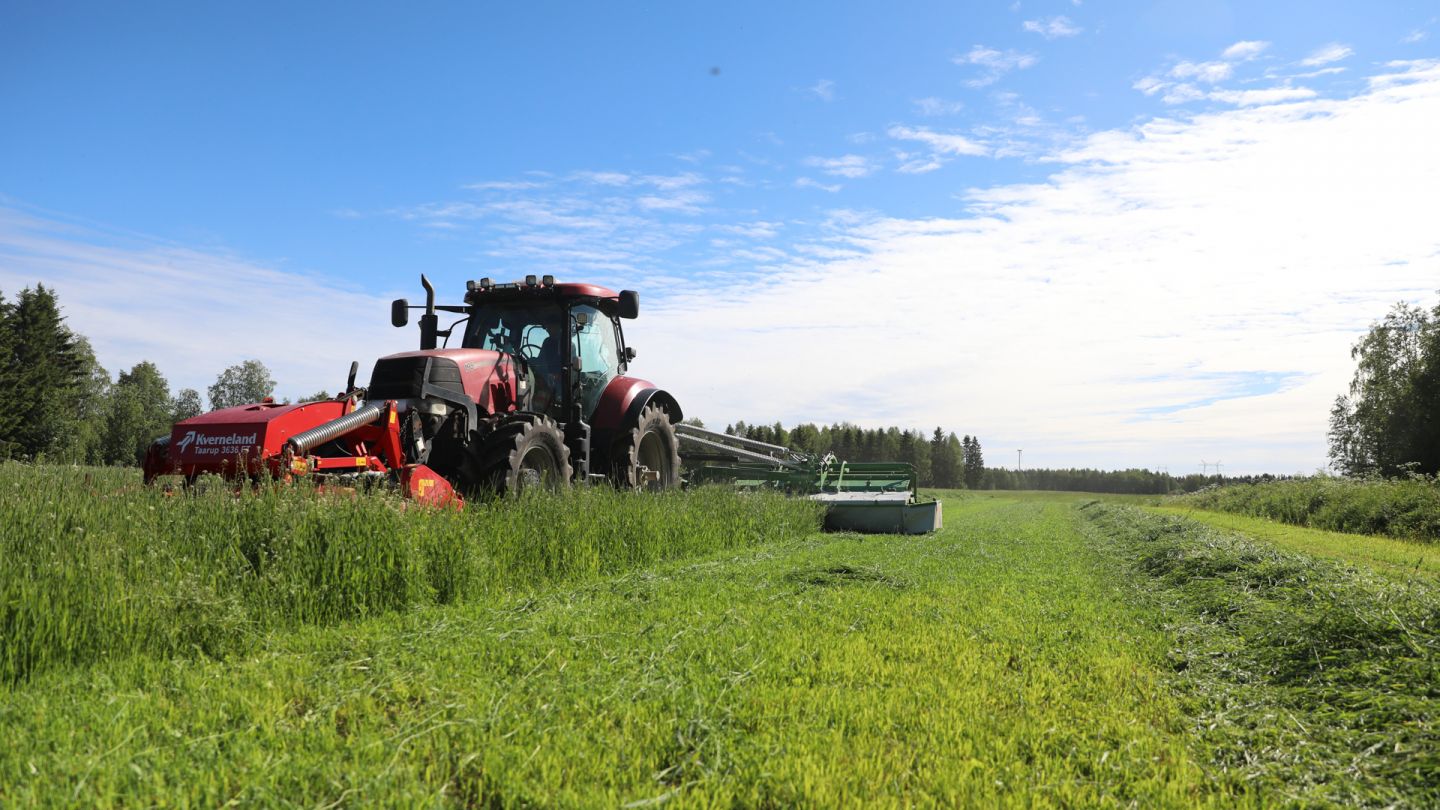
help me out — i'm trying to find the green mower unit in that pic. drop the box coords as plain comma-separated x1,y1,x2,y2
675,424,943,534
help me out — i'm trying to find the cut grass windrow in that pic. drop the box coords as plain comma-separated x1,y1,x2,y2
1079,502,1440,808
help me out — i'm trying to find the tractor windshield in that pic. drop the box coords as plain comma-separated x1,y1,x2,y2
462,302,562,364
463,303,567,414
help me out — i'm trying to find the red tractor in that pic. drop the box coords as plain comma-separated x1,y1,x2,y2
144,275,684,504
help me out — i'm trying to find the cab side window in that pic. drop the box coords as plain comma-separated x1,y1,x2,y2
572,305,620,415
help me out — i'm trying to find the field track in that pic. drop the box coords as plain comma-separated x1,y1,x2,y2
2,488,1435,807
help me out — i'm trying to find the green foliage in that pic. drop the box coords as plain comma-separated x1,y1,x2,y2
930,427,959,488
100,362,174,465
1150,505,1440,580
0,285,89,459
207,359,276,409
962,433,985,489
985,465,1195,494
1329,298,1440,476
0,463,821,685
51,335,111,464
1174,476,1440,541
1081,503,1440,807
171,387,203,420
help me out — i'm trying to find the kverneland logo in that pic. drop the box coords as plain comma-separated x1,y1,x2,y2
176,430,259,456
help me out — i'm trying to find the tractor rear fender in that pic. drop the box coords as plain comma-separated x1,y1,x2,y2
588,376,682,463
589,376,683,432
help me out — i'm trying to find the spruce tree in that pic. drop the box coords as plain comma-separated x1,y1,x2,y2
963,435,986,489
4,286,85,458
931,427,958,488
0,290,17,456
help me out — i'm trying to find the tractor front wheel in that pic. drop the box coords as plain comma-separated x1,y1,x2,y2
612,404,682,491
470,417,573,496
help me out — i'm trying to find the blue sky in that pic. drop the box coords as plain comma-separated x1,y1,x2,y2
2,1,1438,473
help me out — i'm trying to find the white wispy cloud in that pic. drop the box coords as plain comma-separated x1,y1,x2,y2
1404,29,1429,44
386,170,716,276
636,190,708,213
803,155,877,178
956,46,1038,87
914,97,965,116
639,60,1440,473
809,79,836,101
1170,60,1232,83
1222,40,1270,61
1022,16,1082,39
887,125,988,157
1133,76,1165,96
574,170,632,186
894,151,945,174
463,180,549,191
794,177,843,193
1209,86,1317,106
1161,83,1205,104
1301,43,1354,66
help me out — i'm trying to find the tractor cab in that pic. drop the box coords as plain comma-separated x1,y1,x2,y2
456,276,635,422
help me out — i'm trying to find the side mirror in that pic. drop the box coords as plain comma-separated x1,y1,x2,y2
391,299,409,328
618,290,639,319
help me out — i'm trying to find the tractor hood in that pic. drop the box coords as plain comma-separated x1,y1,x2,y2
367,348,518,414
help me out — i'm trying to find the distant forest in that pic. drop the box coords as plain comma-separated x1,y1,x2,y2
720,421,1256,494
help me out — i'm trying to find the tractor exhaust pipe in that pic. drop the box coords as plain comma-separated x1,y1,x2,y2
287,401,386,456
419,273,438,350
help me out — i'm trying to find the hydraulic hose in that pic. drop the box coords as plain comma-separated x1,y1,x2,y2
287,401,385,455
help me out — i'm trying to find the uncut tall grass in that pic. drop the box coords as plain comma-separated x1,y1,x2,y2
0,463,823,685
1175,476,1440,541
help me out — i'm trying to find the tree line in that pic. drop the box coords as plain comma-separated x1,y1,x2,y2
1329,297,1440,478
0,284,300,465
724,420,986,490
723,421,1282,494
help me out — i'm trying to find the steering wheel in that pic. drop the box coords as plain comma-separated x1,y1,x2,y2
519,339,543,359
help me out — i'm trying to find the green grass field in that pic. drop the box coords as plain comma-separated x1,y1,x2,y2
1172,476,1440,541
1150,504,1438,581
2,467,1436,807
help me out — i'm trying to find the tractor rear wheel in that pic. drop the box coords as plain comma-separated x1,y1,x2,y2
612,404,681,491
475,417,573,496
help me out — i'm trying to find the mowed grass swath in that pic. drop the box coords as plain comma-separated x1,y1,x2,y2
0,462,822,685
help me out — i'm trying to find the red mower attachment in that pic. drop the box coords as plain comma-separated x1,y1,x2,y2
144,394,461,508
